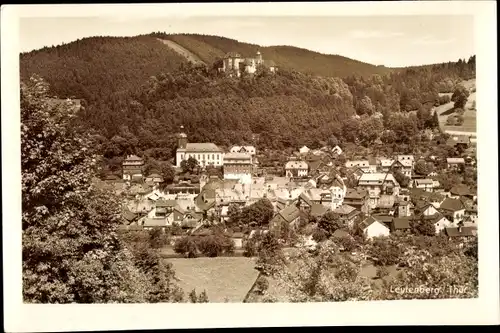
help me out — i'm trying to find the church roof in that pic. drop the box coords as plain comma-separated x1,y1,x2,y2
181,143,222,152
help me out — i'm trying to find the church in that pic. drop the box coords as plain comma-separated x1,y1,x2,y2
175,127,224,168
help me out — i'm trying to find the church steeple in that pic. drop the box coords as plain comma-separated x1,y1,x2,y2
178,125,187,149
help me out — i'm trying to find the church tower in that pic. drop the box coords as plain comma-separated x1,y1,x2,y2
256,51,263,65
178,125,187,149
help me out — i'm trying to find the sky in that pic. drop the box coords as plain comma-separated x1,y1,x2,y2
19,15,475,67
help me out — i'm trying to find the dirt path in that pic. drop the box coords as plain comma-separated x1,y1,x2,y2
156,38,206,66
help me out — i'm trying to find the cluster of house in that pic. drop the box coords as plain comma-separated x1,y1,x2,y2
117,135,477,246
218,50,278,78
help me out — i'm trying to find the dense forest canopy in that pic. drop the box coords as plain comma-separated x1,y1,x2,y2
20,34,476,167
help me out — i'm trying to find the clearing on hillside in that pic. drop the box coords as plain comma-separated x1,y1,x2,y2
157,38,206,66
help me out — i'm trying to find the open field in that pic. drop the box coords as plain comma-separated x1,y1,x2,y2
434,79,476,136
166,257,259,302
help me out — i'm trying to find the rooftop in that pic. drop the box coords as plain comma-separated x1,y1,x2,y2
285,160,308,170
223,152,253,160
333,204,357,216
180,143,222,152
445,226,477,237
439,198,465,212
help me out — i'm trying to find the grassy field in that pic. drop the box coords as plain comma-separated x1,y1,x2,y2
166,257,259,302
435,79,477,135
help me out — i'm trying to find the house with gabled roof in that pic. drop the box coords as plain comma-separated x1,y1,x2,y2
359,216,390,240
414,179,435,191
343,188,369,214
285,160,309,178
269,204,306,234
449,184,472,198
439,198,466,225
230,145,256,156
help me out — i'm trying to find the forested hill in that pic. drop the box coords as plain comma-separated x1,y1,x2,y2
148,33,393,78
20,33,475,167
20,33,392,102
20,36,187,102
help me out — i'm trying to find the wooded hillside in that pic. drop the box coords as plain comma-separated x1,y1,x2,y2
20,34,476,166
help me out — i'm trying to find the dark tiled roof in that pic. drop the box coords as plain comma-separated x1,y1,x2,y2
373,215,393,224
393,217,411,229
445,226,477,237
333,204,357,216
122,209,137,222
440,198,465,212
360,216,377,229
345,188,367,199
310,203,329,217
277,205,302,223
450,184,471,196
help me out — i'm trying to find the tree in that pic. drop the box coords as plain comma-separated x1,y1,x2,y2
414,160,431,176
226,204,242,228
197,234,234,257
410,217,436,236
373,247,477,300
189,289,210,303
21,75,161,303
269,241,373,302
451,85,470,109
318,212,344,237
367,237,403,266
148,228,169,249
253,276,269,295
160,163,176,184
312,228,328,243
327,135,339,147
173,236,198,258
180,156,199,173
393,170,410,188
240,198,275,227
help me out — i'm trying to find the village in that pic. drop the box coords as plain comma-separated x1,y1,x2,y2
102,125,478,254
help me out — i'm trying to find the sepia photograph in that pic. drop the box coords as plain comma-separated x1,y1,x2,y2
2,1,499,331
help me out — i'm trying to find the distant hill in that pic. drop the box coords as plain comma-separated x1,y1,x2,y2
20,33,394,101
20,35,187,102
149,33,393,78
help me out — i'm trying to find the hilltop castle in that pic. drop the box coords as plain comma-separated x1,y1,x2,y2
218,51,278,77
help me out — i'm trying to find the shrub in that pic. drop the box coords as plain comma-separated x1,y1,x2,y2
148,227,169,249
334,235,357,252
367,237,403,266
376,266,390,279
196,233,235,257
173,236,198,258
243,237,258,257
253,276,269,295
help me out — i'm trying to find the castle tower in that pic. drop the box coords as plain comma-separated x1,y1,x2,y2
256,51,263,65
178,125,187,149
